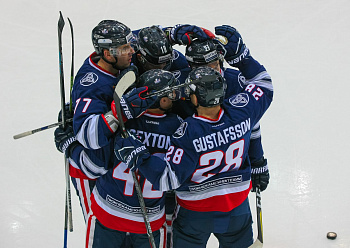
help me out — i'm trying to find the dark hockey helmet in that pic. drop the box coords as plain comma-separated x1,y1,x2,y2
91,20,136,55
137,26,173,69
185,39,223,67
138,69,181,108
185,66,226,107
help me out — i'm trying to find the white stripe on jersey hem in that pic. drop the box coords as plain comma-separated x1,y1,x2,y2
68,158,79,169
92,188,165,223
176,180,250,201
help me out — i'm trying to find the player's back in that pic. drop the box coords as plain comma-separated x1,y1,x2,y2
172,108,253,212
91,111,182,233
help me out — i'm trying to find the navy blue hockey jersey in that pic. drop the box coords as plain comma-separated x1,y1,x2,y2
69,112,183,233
72,53,119,150
137,57,273,213
172,65,265,163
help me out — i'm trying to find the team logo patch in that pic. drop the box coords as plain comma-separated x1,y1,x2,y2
80,72,98,86
173,122,188,139
172,50,179,60
238,73,246,89
172,70,181,79
229,93,249,107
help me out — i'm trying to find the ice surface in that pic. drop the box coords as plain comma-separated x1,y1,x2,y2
2,0,350,247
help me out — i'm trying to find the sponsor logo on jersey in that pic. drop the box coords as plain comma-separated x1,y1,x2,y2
145,120,160,125
80,72,99,86
173,122,187,139
226,47,249,65
106,195,161,214
188,176,243,192
229,93,249,107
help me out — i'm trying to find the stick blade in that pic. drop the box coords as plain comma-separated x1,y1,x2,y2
58,11,65,32
249,239,263,248
114,71,136,98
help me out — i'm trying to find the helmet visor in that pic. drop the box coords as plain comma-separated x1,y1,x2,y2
165,77,182,101
109,33,138,56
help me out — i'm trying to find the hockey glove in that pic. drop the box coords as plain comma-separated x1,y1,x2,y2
251,157,270,192
54,125,78,157
201,27,216,39
114,132,150,171
111,86,157,120
214,25,250,66
168,24,212,45
58,103,73,127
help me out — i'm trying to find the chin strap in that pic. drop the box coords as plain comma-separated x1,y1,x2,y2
159,106,172,113
191,101,199,109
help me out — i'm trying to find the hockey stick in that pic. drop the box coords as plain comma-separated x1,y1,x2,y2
249,186,263,248
58,12,73,248
13,118,72,140
14,18,75,141
67,17,74,113
58,12,69,248
113,71,157,248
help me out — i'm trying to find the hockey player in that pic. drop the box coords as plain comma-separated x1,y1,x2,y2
68,21,211,225
114,27,273,247
132,25,192,242
59,69,183,247
55,20,141,230
54,19,143,248
132,25,213,87
184,26,270,193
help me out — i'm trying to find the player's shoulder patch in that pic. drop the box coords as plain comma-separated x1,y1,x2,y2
173,121,188,139
80,72,99,86
238,72,246,89
172,70,181,79
172,50,180,60
229,93,249,107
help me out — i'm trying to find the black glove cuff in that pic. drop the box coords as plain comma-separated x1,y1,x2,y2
251,157,266,168
65,141,79,158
